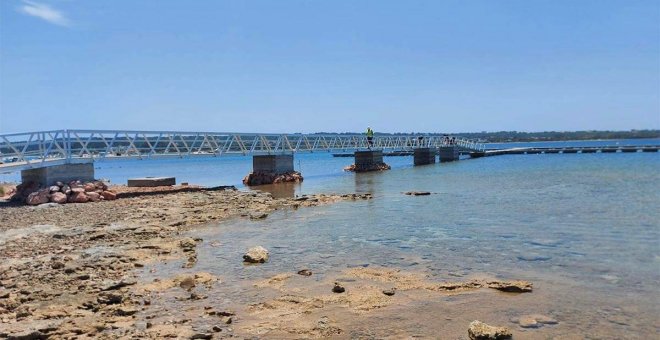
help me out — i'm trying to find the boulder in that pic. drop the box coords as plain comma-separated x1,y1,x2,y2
468,321,512,340
49,185,61,193
86,192,101,202
50,192,67,204
68,192,89,203
102,191,117,200
71,187,85,194
26,189,50,206
83,183,96,192
243,246,269,263
62,184,71,194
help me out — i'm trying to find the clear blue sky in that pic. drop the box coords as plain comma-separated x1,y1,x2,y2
1,0,658,134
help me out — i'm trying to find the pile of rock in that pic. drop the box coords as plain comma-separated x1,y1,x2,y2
12,180,117,205
343,162,391,172
243,171,304,186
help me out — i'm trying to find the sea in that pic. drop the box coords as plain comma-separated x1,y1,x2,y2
3,139,659,337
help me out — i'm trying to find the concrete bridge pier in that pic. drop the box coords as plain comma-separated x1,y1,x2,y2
350,150,390,172
21,163,95,186
253,154,294,174
439,146,459,162
244,154,302,185
413,147,436,166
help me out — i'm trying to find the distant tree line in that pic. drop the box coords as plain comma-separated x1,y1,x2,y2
310,130,660,142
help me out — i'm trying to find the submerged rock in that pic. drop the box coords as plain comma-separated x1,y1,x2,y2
404,191,431,196
243,246,269,263
297,269,312,276
487,280,533,293
513,314,558,328
468,320,512,340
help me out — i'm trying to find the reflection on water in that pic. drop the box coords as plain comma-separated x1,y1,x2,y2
252,182,299,198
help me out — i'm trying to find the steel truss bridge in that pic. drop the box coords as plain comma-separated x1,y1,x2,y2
0,129,486,172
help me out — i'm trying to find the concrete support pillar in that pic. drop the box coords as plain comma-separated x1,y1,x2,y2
350,150,390,172
355,150,383,168
21,163,95,186
253,154,294,174
439,146,459,162
245,154,301,186
413,148,436,166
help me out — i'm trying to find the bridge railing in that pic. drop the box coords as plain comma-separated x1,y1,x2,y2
0,129,485,171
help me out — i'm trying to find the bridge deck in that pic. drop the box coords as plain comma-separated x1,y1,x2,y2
0,130,485,172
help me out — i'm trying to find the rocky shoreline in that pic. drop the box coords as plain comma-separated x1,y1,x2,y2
0,185,372,339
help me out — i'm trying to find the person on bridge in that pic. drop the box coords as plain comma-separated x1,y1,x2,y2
366,126,374,149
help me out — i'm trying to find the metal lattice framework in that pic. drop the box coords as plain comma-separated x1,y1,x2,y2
0,129,485,172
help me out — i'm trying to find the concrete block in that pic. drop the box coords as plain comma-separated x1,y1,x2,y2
128,177,176,187
253,155,294,174
438,146,459,162
413,148,436,166
21,163,95,186
354,150,383,168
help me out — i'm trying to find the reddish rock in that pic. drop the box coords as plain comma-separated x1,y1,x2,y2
50,192,67,204
68,192,89,203
83,183,96,192
243,171,304,186
102,191,117,200
86,192,101,202
71,187,85,194
26,189,50,205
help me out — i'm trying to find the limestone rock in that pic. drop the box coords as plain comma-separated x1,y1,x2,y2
180,238,197,251
468,320,512,340
243,246,269,263
179,276,196,290
487,280,533,293
514,314,558,328
50,192,67,204
49,185,61,193
26,189,49,206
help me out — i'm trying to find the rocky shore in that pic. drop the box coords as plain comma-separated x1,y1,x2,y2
0,186,372,339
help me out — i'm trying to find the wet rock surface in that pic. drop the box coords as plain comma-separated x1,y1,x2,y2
243,246,269,263
468,320,512,340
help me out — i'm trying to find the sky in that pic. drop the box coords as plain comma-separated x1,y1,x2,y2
0,0,659,134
